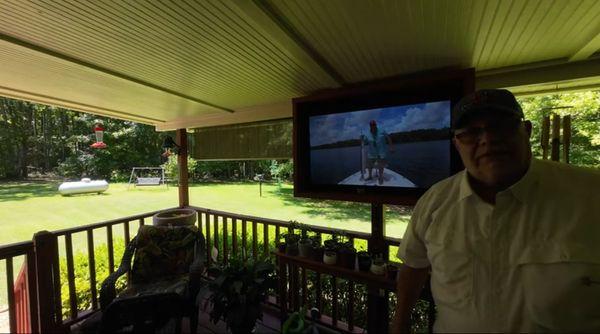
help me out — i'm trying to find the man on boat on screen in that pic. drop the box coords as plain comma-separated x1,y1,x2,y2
362,119,394,185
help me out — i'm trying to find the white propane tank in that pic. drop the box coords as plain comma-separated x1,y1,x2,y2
58,178,109,195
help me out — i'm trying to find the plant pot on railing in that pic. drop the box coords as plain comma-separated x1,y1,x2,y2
277,241,287,253
323,250,337,265
285,234,300,256
311,245,324,262
298,238,312,257
338,242,357,270
370,257,386,275
152,208,197,226
357,251,372,272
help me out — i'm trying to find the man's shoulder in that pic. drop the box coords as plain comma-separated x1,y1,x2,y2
535,159,600,190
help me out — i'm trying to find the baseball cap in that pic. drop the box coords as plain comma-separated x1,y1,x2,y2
452,89,523,129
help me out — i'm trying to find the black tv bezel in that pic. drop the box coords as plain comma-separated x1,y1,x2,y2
293,68,474,205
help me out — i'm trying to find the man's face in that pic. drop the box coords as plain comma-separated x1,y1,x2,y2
370,124,377,134
453,114,532,188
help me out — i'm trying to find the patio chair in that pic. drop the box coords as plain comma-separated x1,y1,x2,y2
97,224,206,333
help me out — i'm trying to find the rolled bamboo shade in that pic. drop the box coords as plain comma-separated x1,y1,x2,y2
192,119,292,160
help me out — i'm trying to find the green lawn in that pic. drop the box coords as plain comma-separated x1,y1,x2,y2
0,180,410,306
0,181,409,245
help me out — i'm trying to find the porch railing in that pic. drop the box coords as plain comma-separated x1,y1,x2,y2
2,206,421,333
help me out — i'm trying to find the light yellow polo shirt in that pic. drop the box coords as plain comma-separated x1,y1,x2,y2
398,159,600,332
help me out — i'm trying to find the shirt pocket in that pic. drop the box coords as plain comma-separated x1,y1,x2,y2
517,246,600,332
429,249,473,307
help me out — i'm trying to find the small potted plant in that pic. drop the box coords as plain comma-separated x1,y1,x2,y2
309,235,323,262
337,239,357,270
323,232,339,252
298,225,312,258
284,233,300,256
323,250,337,265
200,258,276,334
357,249,372,272
276,234,287,253
370,254,386,275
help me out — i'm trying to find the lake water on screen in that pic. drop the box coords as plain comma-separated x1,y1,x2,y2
310,140,450,188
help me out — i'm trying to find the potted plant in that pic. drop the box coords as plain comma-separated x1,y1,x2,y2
323,250,337,265
200,258,276,334
323,232,339,252
337,240,356,270
308,235,322,261
298,225,312,258
276,235,287,253
357,249,372,272
284,233,300,256
370,254,386,275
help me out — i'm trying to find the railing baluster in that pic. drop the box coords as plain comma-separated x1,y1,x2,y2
348,281,355,331
332,276,338,326
6,257,16,332
316,272,322,311
87,230,98,310
222,216,228,264
205,212,212,265
252,221,258,261
65,234,78,319
301,268,307,307
232,218,238,257
107,225,114,273
275,226,280,244
124,220,130,246
139,218,145,227
213,214,219,262
263,223,269,257
242,220,247,262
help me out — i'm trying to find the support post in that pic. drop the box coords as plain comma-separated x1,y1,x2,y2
176,129,189,207
551,114,561,162
367,203,388,333
32,231,60,333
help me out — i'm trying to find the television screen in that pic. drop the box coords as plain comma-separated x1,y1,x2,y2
293,68,473,204
309,101,451,189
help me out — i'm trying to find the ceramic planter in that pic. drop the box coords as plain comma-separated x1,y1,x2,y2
152,208,197,226
357,252,372,272
277,241,286,253
311,246,324,262
338,248,356,270
323,251,337,265
298,239,312,257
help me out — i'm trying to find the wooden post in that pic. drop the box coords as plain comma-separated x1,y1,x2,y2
176,129,189,207
541,115,550,160
368,203,386,258
562,115,571,164
32,231,60,333
551,114,561,162
367,203,388,333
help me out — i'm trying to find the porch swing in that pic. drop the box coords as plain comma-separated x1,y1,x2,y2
127,167,168,188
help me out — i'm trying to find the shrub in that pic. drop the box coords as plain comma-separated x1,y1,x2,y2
59,239,127,318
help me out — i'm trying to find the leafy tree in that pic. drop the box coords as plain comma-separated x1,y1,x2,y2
517,91,600,168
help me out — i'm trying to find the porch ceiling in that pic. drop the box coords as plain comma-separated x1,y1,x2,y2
1,0,600,130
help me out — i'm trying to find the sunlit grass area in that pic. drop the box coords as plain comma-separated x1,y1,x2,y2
0,180,410,305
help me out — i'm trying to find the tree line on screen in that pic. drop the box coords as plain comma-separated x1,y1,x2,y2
0,91,598,181
0,97,292,181
311,127,450,150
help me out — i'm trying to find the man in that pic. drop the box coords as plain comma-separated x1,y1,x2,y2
391,89,600,332
363,120,394,185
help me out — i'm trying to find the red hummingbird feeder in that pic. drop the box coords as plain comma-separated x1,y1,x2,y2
90,122,107,149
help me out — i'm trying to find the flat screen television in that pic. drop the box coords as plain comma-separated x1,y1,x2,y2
293,68,474,205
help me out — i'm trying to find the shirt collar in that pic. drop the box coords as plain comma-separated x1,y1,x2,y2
456,158,538,203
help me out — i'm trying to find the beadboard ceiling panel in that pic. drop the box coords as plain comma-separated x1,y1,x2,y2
1,0,600,129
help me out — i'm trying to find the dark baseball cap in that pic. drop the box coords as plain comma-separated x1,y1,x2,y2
452,89,524,129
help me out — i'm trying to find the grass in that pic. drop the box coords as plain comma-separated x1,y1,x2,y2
0,180,411,306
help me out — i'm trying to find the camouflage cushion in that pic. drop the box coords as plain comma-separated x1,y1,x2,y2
131,225,199,284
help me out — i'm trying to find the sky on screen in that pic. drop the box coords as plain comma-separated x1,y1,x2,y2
309,100,450,147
